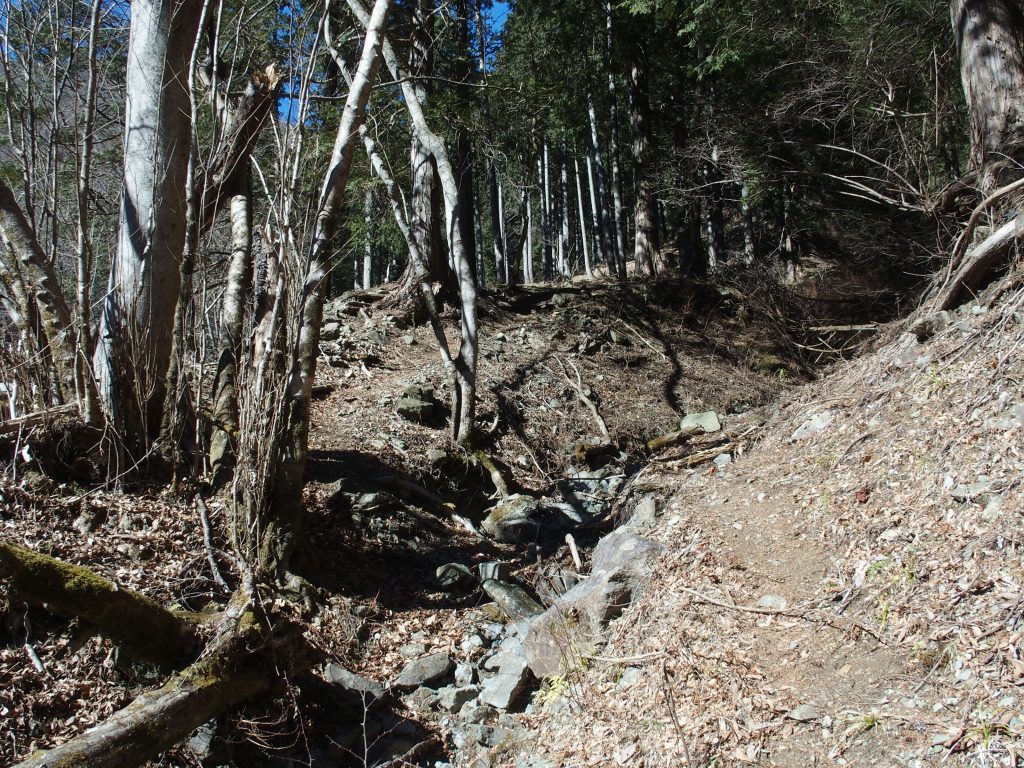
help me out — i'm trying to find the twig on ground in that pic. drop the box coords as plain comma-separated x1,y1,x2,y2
196,496,230,592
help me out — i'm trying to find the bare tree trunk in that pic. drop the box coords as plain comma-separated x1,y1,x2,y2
242,0,389,579
588,96,617,277
348,0,478,447
575,153,593,278
363,186,374,288
952,0,1024,194
629,48,656,277
94,0,204,458
523,164,534,283
740,181,756,264
74,0,103,424
559,145,571,277
0,178,77,403
606,0,626,278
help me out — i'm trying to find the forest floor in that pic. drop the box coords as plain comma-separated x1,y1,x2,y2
2,264,1023,767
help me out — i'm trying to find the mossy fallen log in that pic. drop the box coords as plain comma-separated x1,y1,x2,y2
0,541,199,668
12,594,283,768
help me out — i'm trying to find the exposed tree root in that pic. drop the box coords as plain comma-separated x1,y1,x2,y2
645,424,703,453
0,541,200,668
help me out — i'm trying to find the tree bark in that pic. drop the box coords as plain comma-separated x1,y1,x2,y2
588,96,617,277
629,48,656,277
952,0,1024,194
575,154,593,278
94,0,204,456
0,178,77,403
0,541,198,667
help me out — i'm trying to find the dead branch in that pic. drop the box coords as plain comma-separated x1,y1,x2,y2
945,175,1024,279
0,404,78,435
554,357,611,445
0,541,199,668
936,215,1023,310
646,424,703,453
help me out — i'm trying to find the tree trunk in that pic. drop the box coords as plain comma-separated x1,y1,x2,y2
606,0,626,277
559,145,571,277
952,0,1024,194
588,96,617,277
629,49,656,277
741,181,756,264
94,0,204,457
363,187,374,288
540,144,553,280
0,541,198,668
236,0,389,580
0,178,78,403
348,0,478,447
575,153,593,278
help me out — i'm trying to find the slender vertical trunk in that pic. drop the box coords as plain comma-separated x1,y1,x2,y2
523,168,534,283
498,179,511,283
541,143,553,280
559,145,571,277
740,181,755,265
951,0,1024,194
629,48,656,277
363,187,373,288
348,0,477,446
74,0,103,424
575,154,593,278
250,0,389,578
209,169,252,485
587,96,617,277
606,1,626,278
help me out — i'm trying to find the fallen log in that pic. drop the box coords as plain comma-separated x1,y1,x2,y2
936,215,1024,310
645,424,703,453
12,589,297,768
0,541,199,668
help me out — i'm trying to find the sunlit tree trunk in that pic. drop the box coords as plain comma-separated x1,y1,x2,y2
575,154,593,278
588,96,617,277
94,0,203,459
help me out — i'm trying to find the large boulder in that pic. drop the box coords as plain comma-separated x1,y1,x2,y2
396,385,438,425
522,528,662,678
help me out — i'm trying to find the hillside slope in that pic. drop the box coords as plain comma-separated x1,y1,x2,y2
516,285,1024,766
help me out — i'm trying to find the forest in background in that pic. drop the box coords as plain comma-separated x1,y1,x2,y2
1,0,1023,764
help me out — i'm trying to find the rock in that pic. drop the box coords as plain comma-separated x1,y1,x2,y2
481,494,543,543
950,476,992,502
399,641,429,659
436,563,476,593
402,686,439,712
455,662,477,686
73,504,106,535
187,721,230,766
479,561,512,582
321,321,341,340
591,527,663,578
756,594,787,611
786,703,822,722
396,385,438,424
791,410,834,440
478,654,531,710
908,311,950,342
713,453,733,467
393,653,454,691
324,663,386,702
626,496,657,529
482,580,544,622
401,333,416,346
524,528,662,678
680,410,721,434
437,685,480,713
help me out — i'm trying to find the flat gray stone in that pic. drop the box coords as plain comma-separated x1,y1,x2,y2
680,410,721,434
393,653,454,691
479,561,512,582
324,664,386,702
786,703,822,722
478,654,531,710
791,411,834,440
